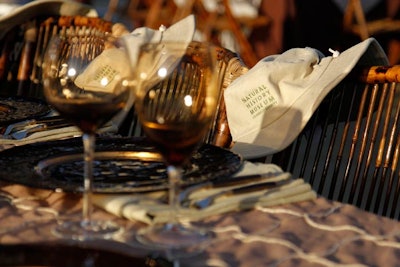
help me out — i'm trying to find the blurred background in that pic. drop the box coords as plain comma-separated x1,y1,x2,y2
1,0,399,67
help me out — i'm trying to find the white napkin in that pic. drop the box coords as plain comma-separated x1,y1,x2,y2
74,48,131,93
120,14,195,68
93,162,316,224
0,124,117,151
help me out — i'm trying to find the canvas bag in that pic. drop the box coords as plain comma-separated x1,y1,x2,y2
224,38,389,155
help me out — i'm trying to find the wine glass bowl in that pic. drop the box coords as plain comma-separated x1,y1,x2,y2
131,41,219,249
134,42,218,165
41,31,131,239
42,34,131,135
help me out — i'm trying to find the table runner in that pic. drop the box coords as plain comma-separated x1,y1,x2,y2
1,181,399,266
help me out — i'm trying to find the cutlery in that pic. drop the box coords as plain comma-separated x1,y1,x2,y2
179,172,292,205
185,178,293,209
3,116,66,135
10,122,72,140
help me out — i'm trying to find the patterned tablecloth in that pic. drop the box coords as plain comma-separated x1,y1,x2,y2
1,181,399,267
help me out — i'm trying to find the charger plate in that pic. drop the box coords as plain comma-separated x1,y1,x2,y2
0,96,51,126
0,137,242,193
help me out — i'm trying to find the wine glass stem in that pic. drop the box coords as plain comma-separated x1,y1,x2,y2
82,133,95,226
167,165,182,224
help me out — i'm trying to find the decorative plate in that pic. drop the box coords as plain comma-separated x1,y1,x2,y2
0,137,243,193
0,96,51,126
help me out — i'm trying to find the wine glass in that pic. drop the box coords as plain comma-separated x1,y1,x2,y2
130,41,219,249
41,31,131,240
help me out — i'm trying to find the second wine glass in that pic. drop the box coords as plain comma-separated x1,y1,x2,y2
42,31,132,240
130,41,220,249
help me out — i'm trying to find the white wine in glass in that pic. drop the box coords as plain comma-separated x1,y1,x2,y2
42,32,131,240
131,41,219,249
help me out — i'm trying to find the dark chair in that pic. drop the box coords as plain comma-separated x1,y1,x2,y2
0,0,104,98
271,64,400,220
0,15,114,99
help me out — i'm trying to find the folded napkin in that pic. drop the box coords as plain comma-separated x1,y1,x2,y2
121,14,195,67
93,162,316,225
0,124,117,150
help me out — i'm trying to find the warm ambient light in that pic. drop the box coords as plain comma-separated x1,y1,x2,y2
157,67,167,77
100,77,109,86
184,95,193,106
67,67,76,77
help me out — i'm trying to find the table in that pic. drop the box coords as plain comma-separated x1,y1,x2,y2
1,180,399,266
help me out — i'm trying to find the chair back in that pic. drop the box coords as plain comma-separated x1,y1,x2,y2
272,64,400,220
0,15,113,99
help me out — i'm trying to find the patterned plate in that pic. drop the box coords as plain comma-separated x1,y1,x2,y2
0,137,243,193
0,96,51,126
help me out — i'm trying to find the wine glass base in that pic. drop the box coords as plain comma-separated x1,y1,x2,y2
136,223,213,251
52,220,122,240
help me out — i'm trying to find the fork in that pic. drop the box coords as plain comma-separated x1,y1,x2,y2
10,122,72,140
180,172,292,208
187,178,293,209
3,115,66,136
